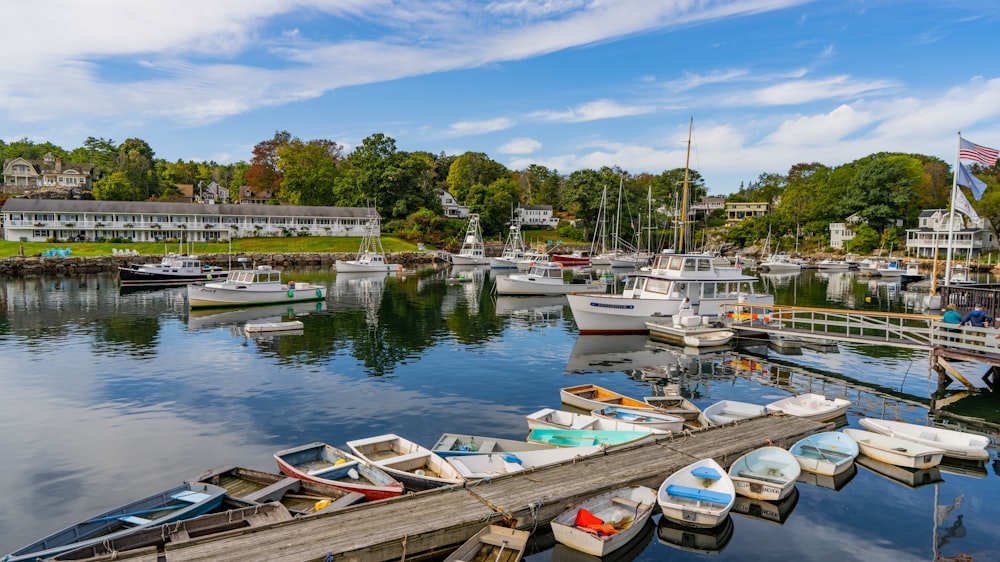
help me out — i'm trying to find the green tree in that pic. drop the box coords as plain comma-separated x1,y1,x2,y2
277,139,343,206
838,153,924,234
114,138,157,200
446,152,510,204
92,171,134,201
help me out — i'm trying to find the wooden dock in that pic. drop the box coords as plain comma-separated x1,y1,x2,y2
81,415,827,562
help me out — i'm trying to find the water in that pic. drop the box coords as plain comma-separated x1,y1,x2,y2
0,267,997,560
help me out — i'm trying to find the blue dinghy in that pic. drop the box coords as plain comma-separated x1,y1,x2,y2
4,482,226,562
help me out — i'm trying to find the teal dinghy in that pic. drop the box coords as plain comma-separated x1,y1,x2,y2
527,428,660,451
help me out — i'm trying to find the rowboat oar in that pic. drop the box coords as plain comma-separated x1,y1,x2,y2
86,503,187,524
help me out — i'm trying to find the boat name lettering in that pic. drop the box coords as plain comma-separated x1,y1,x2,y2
589,302,635,310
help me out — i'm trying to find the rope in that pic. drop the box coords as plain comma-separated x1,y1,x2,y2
399,533,407,562
527,499,545,534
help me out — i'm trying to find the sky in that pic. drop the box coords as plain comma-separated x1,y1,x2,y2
2,0,999,195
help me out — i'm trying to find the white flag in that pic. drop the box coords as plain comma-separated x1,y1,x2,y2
954,188,980,224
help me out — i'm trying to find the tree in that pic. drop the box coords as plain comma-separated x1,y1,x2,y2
446,152,510,204
838,153,924,234
92,171,134,201
114,138,157,200
244,131,291,196
277,139,343,206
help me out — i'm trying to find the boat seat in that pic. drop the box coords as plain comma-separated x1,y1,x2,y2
478,440,497,453
171,490,213,503
379,451,430,466
665,484,731,505
691,466,722,481
122,516,152,526
737,470,788,485
480,533,516,547
243,477,301,503
436,436,458,452
593,397,624,403
610,496,642,509
918,431,938,441
307,461,357,476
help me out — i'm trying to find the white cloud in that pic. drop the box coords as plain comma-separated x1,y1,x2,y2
532,99,656,123
765,104,874,146
445,118,516,137
498,137,542,154
735,76,898,106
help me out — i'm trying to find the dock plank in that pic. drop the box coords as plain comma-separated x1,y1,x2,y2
92,415,825,562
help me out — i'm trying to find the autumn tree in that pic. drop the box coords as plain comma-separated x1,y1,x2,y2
244,131,291,197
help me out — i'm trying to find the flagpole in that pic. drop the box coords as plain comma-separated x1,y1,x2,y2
945,131,961,283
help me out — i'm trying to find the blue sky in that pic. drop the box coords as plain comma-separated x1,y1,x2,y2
2,0,999,194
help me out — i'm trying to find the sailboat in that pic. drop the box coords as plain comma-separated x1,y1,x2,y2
335,216,401,273
448,214,489,265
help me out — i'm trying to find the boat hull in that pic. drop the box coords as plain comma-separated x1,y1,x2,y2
559,383,655,412
766,393,851,422
728,446,800,501
703,400,766,425
550,486,657,557
858,418,990,461
843,428,944,469
188,283,326,309
118,268,227,286
335,260,400,273
789,432,859,476
495,276,607,296
657,458,735,529
273,442,404,501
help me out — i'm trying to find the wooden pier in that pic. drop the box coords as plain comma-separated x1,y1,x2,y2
79,415,826,562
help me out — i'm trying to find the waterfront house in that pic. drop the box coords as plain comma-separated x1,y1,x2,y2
905,209,997,258
829,213,865,250
0,199,378,243
726,201,770,222
2,153,96,195
516,205,559,229
439,190,470,219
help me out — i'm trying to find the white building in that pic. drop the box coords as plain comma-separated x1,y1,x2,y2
516,205,559,229
439,190,469,219
0,199,378,243
829,213,865,249
2,153,96,194
905,209,997,258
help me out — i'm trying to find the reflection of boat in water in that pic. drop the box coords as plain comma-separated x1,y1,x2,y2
494,295,566,320
938,457,989,479
796,462,857,491
855,454,944,489
549,518,655,562
656,514,734,554
565,335,678,373
731,486,799,525
187,301,326,331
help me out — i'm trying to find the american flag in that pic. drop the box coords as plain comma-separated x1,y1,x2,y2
959,137,999,166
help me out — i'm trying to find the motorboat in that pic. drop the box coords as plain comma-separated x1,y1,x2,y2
447,214,489,265
118,253,227,286
566,253,773,334
494,261,609,296
186,265,326,309
334,216,402,273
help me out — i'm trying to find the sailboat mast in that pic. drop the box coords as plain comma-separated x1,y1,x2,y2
679,117,693,253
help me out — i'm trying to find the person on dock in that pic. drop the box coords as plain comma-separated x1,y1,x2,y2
943,303,962,325
959,304,992,328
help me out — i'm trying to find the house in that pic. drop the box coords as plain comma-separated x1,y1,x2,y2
439,190,469,219
175,184,196,203
0,198,378,243
905,209,997,258
201,181,228,204
2,153,96,194
516,205,559,229
235,185,278,205
690,196,726,215
829,213,865,249
726,201,769,221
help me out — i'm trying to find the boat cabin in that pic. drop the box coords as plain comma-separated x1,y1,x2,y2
228,265,282,285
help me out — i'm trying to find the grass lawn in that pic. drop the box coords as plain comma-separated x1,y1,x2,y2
0,236,424,258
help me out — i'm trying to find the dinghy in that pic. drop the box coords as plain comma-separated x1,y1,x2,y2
858,417,990,461
789,432,859,476
703,400,767,425
525,408,668,434
657,458,735,529
550,485,657,557
843,428,945,469
431,433,554,457
559,383,653,411
728,446,800,501
443,525,530,562
590,406,685,433
273,441,404,501
766,393,851,422
444,445,604,480
346,433,466,490
527,428,658,451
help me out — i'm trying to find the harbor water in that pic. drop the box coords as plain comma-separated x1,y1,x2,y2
0,266,997,560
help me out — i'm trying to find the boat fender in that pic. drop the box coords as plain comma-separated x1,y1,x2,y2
314,499,332,510
287,290,294,298
334,459,347,465
414,469,426,476
316,288,323,297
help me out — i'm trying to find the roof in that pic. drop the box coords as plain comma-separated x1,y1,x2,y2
0,198,378,218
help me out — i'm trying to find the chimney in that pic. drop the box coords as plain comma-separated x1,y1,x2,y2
55,157,62,172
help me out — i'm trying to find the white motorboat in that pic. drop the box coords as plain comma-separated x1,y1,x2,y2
858,418,990,461
187,265,326,309
842,428,944,469
334,216,402,273
489,219,528,269
494,261,609,296
789,431,859,476
765,393,851,422
703,400,767,425
448,214,489,265
566,253,773,334
345,433,466,491
657,458,735,529
728,446,800,501
550,485,657,557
